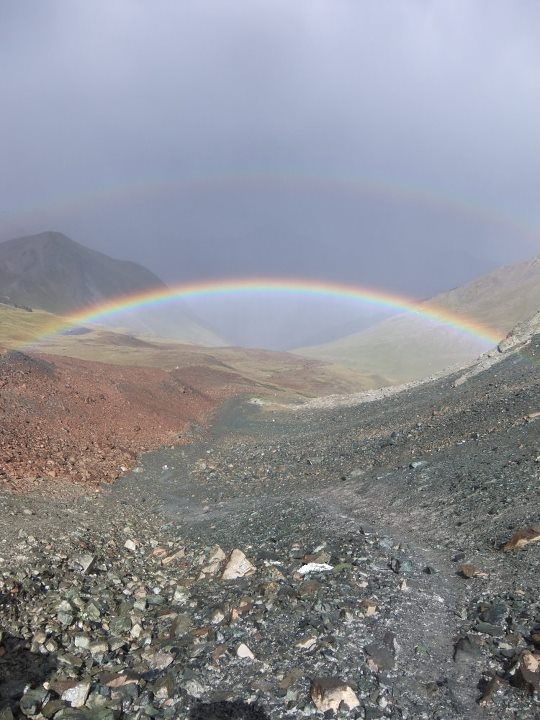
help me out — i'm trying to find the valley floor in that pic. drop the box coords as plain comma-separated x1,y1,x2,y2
0,334,539,719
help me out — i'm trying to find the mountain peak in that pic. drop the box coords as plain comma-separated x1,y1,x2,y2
0,231,165,314
2,230,79,251
0,230,224,346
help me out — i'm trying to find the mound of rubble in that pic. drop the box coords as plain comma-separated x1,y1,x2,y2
0,351,249,490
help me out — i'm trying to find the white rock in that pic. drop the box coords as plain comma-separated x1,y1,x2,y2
124,539,137,552
173,585,190,604
310,677,360,712
74,634,90,649
62,682,91,708
359,598,378,616
297,562,334,575
130,623,143,638
236,642,255,660
73,553,95,574
184,678,206,698
33,630,47,645
142,650,174,670
89,640,109,656
221,549,256,580
211,608,225,624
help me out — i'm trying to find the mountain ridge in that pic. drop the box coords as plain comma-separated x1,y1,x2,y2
0,231,223,346
0,231,166,313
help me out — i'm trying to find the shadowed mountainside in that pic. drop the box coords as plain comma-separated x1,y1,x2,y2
0,231,222,346
0,231,166,313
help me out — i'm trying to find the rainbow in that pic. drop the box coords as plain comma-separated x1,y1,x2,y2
24,278,502,347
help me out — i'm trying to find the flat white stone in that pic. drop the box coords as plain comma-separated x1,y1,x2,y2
221,549,256,580
236,642,255,660
297,562,333,575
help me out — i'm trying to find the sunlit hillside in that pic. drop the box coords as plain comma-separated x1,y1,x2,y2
297,254,540,383
0,304,382,399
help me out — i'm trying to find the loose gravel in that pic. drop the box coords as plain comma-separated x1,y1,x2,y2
0,332,539,719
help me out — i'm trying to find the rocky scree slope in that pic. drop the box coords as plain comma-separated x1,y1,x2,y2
0,351,254,489
0,327,539,718
0,342,375,489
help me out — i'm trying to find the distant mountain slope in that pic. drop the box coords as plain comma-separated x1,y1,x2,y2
297,253,540,384
0,231,223,346
427,254,540,331
0,302,384,400
0,231,165,312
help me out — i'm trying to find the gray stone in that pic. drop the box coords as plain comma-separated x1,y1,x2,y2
365,642,395,671
454,636,482,663
480,601,508,625
475,621,503,636
19,687,48,716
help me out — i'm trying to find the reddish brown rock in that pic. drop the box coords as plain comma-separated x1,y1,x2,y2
502,525,540,552
459,563,488,578
512,651,540,692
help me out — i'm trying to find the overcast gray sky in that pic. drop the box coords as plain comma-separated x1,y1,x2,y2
0,1,539,346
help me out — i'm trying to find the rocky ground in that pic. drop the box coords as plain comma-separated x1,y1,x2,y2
0,331,539,719
0,351,253,489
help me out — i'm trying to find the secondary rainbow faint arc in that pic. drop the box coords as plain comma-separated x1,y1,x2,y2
7,173,537,241
30,278,502,346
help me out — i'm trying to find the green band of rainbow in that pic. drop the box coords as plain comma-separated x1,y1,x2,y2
27,278,501,346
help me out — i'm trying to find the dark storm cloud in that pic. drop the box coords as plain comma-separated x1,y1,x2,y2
0,1,539,346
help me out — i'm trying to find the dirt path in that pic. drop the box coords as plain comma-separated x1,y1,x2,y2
112,353,540,718
316,490,482,717
104,398,493,718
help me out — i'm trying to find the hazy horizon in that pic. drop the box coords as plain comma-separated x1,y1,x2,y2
1,1,539,347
